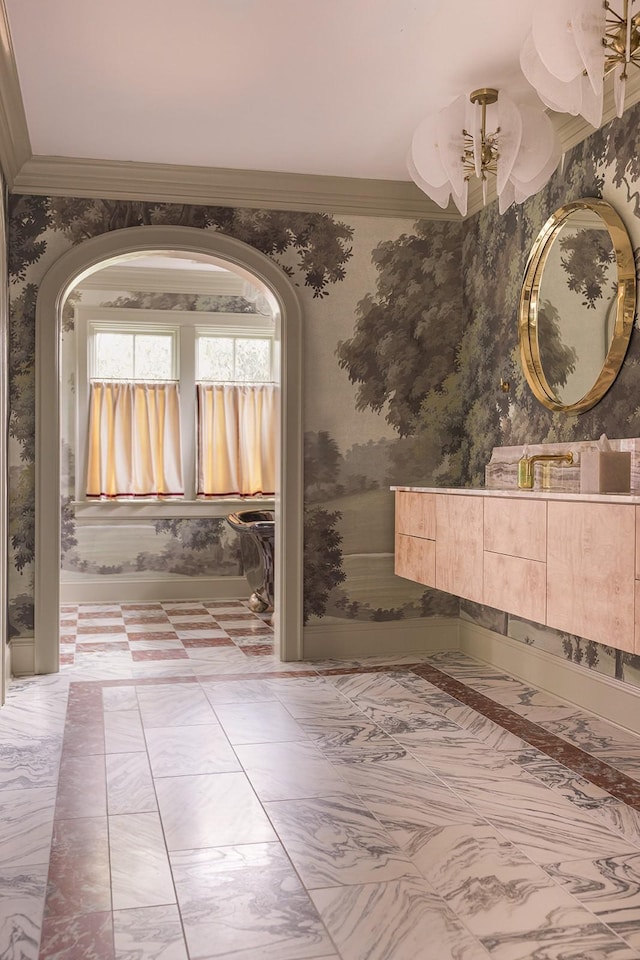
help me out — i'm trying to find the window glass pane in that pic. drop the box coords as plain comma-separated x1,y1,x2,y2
198,337,234,381
134,334,174,380
94,333,134,379
235,338,271,382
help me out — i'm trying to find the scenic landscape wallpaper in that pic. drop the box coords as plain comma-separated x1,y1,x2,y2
8,96,640,690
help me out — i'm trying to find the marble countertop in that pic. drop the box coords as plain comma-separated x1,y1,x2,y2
390,485,640,504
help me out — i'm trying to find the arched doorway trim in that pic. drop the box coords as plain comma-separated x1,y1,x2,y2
35,225,303,673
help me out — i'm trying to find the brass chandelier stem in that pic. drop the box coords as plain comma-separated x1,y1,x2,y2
463,88,499,187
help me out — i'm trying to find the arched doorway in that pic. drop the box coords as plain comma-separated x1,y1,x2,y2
35,226,303,673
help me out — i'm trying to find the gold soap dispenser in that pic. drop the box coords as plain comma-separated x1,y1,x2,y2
517,446,530,489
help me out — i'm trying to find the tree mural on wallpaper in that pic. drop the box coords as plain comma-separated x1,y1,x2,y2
337,220,465,437
7,195,355,636
48,199,354,297
558,225,616,308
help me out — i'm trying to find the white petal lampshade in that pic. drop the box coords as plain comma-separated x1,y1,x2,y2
495,93,523,197
509,106,562,199
436,94,468,199
408,90,561,217
524,0,634,126
521,30,604,127
406,152,459,212
520,32,585,114
409,113,468,215
571,0,607,94
531,0,585,82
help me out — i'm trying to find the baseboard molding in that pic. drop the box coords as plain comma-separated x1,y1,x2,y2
59,576,249,604
459,620,640,738
10,636,35,678
303,616,459,661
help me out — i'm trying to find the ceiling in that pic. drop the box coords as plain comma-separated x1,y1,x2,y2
5,0,541,179
0,1,636,217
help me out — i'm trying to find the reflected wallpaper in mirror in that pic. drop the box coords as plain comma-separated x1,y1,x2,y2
537,210,617,405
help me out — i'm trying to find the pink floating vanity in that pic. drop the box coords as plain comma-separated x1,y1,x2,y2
392,485,640,654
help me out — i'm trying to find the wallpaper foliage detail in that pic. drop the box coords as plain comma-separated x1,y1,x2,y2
8,98,640,695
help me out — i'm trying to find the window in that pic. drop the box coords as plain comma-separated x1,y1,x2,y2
197,334,271,383
92,328,176,380
75,306,276,507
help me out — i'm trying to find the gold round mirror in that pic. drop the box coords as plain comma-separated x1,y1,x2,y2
519,198,636,414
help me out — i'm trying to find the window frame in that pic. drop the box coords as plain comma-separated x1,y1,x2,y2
74,305,275,515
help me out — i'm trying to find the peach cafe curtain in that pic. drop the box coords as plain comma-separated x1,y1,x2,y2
197,383,276,496
86,381,183,498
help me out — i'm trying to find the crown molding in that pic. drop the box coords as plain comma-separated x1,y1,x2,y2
11,154,460,220
0,0,31,184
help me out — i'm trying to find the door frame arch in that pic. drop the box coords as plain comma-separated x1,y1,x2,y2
35,225,303,673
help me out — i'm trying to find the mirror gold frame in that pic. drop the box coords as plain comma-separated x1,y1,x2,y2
519,198,636,414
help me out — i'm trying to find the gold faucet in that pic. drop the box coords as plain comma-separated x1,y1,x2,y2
517,452,574,489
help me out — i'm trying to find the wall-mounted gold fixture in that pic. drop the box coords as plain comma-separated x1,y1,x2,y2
499,378,511,393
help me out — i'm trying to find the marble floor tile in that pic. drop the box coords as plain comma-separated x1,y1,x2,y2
106,752,157,815
0,864,47,960
198,677,280,704
171,843,334,959
542,713,640,767
235,741,354,802
145,724,240,777
55,752,107,820
102,686,139,711
272,676,389,720
412,824,618,949
113,904,188,960
39,910,115,960
298,716,407,764
45,817,111,919
104,709,146,753
545,853,640,950
0,734,63,790
333,754,479,849
311,877,491,960
448,768,634,865
0,786,57,867
402,731,524,780
213,700,308,744
155,772,277,850
126,639,185,651
509,746,640,846
109,812,175,911
264,794,420,889
479,919,640,959
136,683,218,727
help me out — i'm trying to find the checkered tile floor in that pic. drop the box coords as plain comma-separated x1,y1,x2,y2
59,600,274,665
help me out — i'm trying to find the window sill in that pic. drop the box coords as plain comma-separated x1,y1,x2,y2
72,497,276,521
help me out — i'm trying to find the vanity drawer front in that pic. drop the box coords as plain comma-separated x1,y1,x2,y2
395,491,436,540
483,552,546,624
636,506,640,581
484,497,547,562
395,533,436,587
547,501,635,651
435,495,484,603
